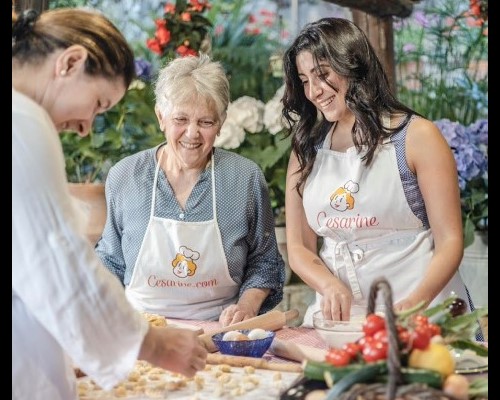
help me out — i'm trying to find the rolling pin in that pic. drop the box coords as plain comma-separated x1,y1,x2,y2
268,338,327,363
206,353,303,373
199,309,299,352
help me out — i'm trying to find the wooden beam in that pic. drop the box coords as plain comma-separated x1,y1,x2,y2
14,0,49,14
323,0,420,18
352,10,396,94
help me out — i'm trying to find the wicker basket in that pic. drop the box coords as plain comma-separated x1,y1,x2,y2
336,277,461,400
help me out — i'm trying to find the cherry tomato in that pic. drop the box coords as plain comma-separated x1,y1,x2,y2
398,328,411,346
357,335,375,348
325,348,351,366
373,329,388,344
362,340,388,362
362,314,386,337
342,342,362,359
412,314,429,326
428,323,442,337
410,325,432,350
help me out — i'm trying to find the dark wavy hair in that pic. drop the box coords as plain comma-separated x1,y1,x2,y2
281,17,420,195
12,8,135,88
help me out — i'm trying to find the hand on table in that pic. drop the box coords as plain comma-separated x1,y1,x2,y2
219,303,256,327
139,326,207,378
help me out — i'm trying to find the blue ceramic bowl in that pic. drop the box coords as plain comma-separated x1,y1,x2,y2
212,329,275,358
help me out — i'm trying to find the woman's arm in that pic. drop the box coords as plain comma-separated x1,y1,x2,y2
285,152,353,321
95,168,128,284
394,117,464,311
219,165,285,326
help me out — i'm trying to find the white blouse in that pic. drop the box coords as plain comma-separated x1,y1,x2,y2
12,88,149,400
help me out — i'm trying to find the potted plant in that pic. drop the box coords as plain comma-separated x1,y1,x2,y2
61,58,163,243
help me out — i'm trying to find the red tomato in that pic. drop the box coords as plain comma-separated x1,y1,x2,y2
398,328,411,346
412,314,429,326
410,325,432,350
342,342,362,358
325,348,351,366
362,340,388,362
362,314,386,337
357,335,375,348
428,323,442,337
373,329,388,344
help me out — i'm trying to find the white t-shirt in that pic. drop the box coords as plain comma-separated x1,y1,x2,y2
12,87,149,400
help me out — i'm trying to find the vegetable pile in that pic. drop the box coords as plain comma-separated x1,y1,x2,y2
303,296,488,399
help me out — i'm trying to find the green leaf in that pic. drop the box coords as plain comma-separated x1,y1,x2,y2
449,340,488,357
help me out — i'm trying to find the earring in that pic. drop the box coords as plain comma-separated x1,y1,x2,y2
60,70,67,76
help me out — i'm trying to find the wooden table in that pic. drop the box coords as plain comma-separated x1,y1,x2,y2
77,319,488,399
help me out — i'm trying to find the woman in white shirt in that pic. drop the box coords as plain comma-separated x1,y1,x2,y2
12,8,206,400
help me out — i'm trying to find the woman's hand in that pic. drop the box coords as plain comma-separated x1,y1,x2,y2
138,326,207,378
219,303,256,327
320,281,354,321
219,288,270,327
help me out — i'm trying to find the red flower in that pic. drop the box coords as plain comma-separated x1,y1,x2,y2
188,0,211,12
156,25,171,46
147,0,212,60
181,12,192,22
146,38,163,55
469,0,487,22
260,9,275,17
262,17,274,27
245,27,261,35
176,45,197,57
164,4,175,14
155,18,166,28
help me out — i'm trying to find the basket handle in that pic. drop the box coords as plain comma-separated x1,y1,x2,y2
367,277,403,400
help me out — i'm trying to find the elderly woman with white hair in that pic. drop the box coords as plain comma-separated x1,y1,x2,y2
95,54,285,327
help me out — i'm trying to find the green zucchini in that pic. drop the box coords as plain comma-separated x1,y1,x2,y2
374,367,443,389
401,367,443,388
303,360,367,382
324,361,388,399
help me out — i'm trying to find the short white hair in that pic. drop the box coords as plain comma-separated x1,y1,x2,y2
154,54,230,120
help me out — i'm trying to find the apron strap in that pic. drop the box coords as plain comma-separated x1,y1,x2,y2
150,145,164,219
333,241,363,300
210,150,217,219
151,145,218,220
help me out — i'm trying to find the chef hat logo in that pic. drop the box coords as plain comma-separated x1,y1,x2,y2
344,180,359,193
180,245,200,261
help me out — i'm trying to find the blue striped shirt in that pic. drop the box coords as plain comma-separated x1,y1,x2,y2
95,145,285,315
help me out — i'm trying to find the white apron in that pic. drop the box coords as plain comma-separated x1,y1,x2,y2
125,149,239,320
301,127,468,326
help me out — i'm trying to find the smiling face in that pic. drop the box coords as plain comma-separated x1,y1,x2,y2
296,50,350,123
158,96,221,170
50,75,126,136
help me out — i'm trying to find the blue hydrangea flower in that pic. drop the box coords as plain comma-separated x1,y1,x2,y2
435,118,488,191
134,58,153,82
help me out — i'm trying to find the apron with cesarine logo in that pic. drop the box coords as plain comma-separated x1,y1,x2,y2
125,149,239,320
301,122,468,327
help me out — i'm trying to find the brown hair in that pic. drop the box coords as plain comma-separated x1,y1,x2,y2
282,18,418,195
12,8,135,88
